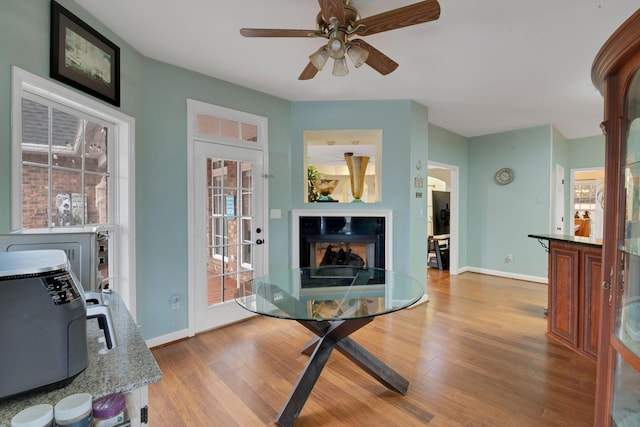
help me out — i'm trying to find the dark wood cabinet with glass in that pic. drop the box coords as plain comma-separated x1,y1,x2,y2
592,9,640,426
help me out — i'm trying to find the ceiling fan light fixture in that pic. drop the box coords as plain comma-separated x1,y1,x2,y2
332,58,349,77
327,36,346,59
347,43,369,68
309,46,330,71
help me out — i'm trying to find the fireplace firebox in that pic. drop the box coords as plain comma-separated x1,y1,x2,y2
298,215,386,269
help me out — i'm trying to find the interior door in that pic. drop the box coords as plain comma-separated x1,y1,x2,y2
193,141,266,333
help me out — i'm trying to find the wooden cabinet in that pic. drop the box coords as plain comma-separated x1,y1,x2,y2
592,10,640,426
548,241,601,361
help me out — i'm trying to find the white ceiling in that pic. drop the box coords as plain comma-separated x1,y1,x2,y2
74,0,638,139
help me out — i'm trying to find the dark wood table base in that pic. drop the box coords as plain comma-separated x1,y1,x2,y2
275,318,410,427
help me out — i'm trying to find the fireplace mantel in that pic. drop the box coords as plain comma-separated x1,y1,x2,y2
292,209,392,269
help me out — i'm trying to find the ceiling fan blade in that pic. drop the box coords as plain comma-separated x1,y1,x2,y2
299,62,320,80
352,39,399,75
318,0,345,24
240,28,319,38
355,0,441,36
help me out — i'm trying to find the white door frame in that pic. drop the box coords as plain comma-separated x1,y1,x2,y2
554,164,565,233
570,167,605,239
428,161,459,274
186,99,268,337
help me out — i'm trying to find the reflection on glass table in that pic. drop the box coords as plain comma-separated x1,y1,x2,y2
235,266,424,427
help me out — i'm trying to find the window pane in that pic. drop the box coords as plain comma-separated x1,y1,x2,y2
207,274,223,306
51,169,83,226
207,217,225,247
210,189,223,216
241,123,258,142
241,190,252,217
21,99,49,165
222,273,239,302
21,97,112,230
225,243,239,274
85,122,108,174
86,174,108,224
208,158,223,187
224,160,238,187
220,119,238,139
241,243,252,267
21,164,50,229
241,162,252,189
241,219,252,243
52,108,81,170
197,114,220,136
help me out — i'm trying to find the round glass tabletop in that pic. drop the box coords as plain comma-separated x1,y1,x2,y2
235,266,424,321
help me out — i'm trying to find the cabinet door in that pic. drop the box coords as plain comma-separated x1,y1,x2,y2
606,67,640,426
582,248,602,359
549,242,579,346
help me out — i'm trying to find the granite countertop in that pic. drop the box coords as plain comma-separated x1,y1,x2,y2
0,291,162,426
528,233,603,248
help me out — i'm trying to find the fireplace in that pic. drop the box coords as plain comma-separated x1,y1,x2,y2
293,210,392,269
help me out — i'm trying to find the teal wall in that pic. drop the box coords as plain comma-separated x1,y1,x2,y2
468,125,551,278
290,100,429,284
568,135,606,169
428,124,469,269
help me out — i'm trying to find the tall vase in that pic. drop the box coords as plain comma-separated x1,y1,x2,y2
344,152,369,203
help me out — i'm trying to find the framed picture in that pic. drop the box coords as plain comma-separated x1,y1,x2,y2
50,1,120,106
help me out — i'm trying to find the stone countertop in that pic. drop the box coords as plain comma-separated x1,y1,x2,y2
0,291,162,426
528,233,603,248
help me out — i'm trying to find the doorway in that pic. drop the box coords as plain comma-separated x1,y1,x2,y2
187,100,269,335
428,161,459,274
571,168,604,239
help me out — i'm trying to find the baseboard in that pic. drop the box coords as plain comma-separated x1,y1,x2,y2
146,328,191,348
462,266,548,284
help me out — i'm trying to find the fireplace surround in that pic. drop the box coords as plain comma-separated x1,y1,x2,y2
292,210,392,269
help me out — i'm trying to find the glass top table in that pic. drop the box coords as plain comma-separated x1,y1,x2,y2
235,266,424,427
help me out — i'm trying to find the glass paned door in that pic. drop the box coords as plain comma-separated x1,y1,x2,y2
610,70,640,425
194,141,265,333
205,158,255,305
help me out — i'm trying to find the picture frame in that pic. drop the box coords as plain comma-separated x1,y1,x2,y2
50,1,120,106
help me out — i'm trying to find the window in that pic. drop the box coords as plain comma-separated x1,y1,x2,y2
12,67,136,315
20,96,112,229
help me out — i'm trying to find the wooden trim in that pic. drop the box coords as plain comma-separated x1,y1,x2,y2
592,10,640,95
611,336,640,373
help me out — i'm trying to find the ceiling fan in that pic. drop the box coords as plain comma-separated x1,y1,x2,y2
240,0,441,80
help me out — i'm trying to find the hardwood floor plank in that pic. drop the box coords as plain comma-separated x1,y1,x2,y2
149,271,596,426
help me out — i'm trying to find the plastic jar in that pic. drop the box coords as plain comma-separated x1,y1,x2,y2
11,404,54,427
92,393,125,427
54,393,92,427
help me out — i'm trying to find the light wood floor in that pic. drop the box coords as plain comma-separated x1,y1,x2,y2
149,270,597,426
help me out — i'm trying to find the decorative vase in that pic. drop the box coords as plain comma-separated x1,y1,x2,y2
311,178,339,201
344,152,369,203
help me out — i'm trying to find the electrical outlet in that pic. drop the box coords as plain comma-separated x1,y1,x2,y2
170,294,180,310
505,254,513,263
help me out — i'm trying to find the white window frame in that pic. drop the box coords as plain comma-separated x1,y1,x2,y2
11,66,137,318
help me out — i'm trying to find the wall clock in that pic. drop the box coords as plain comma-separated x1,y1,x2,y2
495,168,514,185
